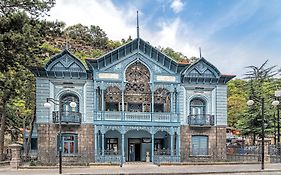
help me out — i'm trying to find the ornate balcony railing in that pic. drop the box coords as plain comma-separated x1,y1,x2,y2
94,111,179,123
52,111,82,125
188,114,215,127
95,150,122,164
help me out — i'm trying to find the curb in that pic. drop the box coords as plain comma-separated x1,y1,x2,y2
65,169,281,175
159,161,260,166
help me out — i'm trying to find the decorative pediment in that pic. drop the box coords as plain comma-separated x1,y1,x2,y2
182,58,220,78
86,38,189,73
45,49,86,73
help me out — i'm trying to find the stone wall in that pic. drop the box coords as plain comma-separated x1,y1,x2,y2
180,125,226,162
37,124,94,165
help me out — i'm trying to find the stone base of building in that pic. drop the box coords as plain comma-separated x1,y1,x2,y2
37,123,94,165
180,125,226,162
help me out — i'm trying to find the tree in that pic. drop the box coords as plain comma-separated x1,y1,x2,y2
0,0,55,17
90,25,108,49
0,0,55,160
235,60,280,144
159,47,190,63
227,79,247,127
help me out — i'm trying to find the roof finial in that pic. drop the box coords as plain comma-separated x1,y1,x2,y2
199,47,202,58
137,10,140,39
65,37,69,50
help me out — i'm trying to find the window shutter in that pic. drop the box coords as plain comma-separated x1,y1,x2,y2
192,136,208,156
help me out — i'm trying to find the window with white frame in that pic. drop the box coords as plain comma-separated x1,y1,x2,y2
190,98,206,115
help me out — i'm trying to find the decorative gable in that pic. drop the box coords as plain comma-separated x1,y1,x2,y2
45,49,86,73
182,58,220,78
86,38,188,73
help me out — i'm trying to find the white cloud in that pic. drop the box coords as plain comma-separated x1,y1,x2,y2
143,18,198,58
46,0,198,58
46,0,137,40
170,0,184,13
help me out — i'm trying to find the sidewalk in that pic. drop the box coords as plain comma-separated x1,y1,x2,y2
1,163,281,175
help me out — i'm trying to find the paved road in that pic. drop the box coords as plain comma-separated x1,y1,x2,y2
1,163,281,175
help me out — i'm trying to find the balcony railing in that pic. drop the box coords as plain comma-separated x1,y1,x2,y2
94,111,179,123
188,114,215,127
52,111,82,125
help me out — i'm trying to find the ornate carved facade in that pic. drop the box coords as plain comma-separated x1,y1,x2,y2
30,37,235,164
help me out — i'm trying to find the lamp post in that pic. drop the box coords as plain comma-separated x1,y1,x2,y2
247,98,265,170
272,90,281,144
44,98,76,174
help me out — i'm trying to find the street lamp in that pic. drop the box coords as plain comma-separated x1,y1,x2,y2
272,90,281,144
247,97,265,170
44,98,77,174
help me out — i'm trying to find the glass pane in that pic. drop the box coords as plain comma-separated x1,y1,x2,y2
64,142,68,154
64,136,74,141
69,142,74,154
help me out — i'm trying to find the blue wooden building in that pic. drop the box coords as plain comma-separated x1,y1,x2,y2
30,37,234,164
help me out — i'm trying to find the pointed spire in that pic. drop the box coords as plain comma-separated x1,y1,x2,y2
65,37,69,50
137,10,140,39
199,47,202,58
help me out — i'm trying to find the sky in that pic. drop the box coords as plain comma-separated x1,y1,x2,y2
45,0,281,78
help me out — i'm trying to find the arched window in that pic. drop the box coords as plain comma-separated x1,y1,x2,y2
154,88,170,112
125,61,151,112
105,86,121,111
60,94,79,112
190,98,206,115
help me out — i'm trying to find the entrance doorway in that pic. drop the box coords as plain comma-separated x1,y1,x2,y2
128,138,141,161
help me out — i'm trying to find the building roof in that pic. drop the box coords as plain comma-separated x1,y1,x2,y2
86,38,189,73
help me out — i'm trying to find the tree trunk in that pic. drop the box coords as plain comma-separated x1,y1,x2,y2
0,107,6,161
26,107,36,159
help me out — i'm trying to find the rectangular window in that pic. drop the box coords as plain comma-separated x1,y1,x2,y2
154,139,164,150
192,136,208,156
58,134,78,156
106,138,118,154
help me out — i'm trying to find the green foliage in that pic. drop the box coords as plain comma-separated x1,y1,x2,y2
0,0,55,17
160,47,190,63
227,79,247,127
0,0,55,160
227,61,281,142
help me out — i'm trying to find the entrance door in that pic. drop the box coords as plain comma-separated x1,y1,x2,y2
128,139,141,161
135,143,141,161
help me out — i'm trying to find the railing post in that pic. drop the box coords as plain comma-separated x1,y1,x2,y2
101,89,104,120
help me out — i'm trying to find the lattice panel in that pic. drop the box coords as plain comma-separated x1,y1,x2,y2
105,86,121,102
125,62,151,104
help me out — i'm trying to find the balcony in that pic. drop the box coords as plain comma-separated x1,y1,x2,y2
188,114,215,127
52,111,82,125
94,111,179,123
